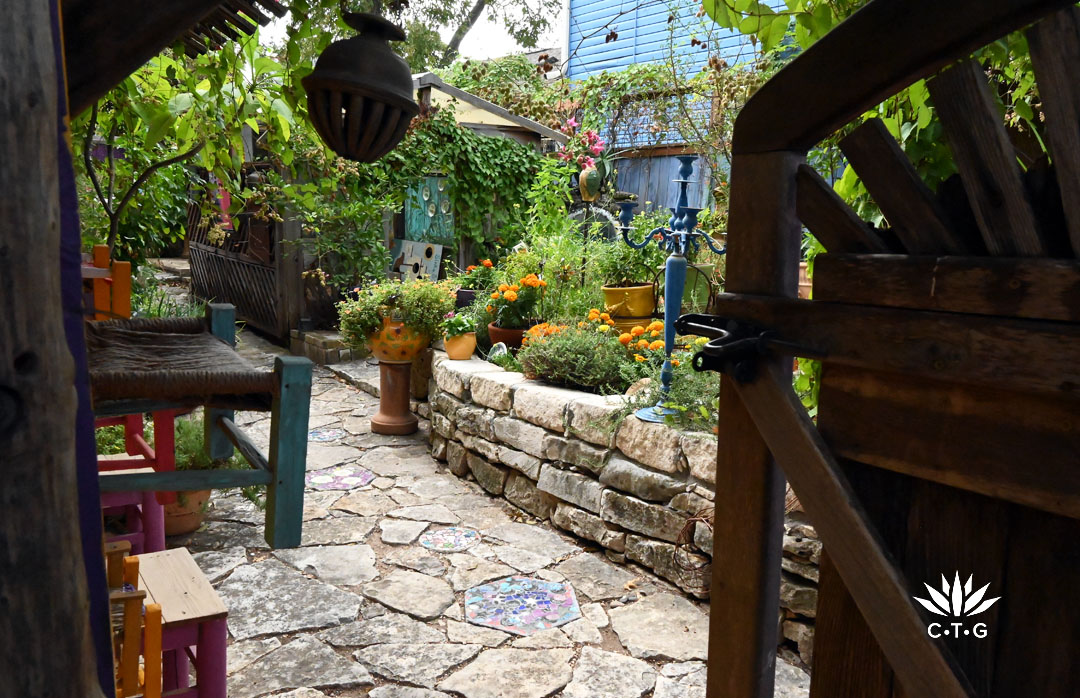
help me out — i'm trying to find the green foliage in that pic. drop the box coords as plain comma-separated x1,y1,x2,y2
441,310,475,338
486,274,546,329
443,55,563,127
96,424,128,456
131,269,204,318
449,258,498,290
623,344,722,433
338,279,455,349
487,350,523,373
518,324,631,394
174,414,265,506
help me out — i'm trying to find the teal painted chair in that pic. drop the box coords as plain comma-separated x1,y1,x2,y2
87,304,311,548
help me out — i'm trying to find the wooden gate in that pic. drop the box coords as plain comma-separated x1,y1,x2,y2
700,1,1080,696
187,198,302,340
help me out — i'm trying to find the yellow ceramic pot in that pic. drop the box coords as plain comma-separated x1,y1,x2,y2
367,316,430,363
602,283,655,318
444,332,477,360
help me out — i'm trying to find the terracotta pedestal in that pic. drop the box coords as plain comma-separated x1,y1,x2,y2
371,360,417,434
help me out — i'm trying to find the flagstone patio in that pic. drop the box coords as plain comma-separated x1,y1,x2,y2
176,332,811,698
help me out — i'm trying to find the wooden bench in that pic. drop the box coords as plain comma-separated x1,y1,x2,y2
137,548,228,698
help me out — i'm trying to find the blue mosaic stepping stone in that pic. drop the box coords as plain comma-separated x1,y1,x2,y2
419,527,481,552
464,576,582,636
308,427,347,442
305,464,375,490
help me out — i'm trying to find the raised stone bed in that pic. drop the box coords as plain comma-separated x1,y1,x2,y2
426,351,819,666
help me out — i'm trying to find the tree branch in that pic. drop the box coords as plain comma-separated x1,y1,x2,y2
106,141,206,252
82,101,110,218
439,0,487,66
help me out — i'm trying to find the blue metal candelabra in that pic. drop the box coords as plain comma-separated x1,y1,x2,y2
616,155,726,423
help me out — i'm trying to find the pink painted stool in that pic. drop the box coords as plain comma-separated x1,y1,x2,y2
137,548,228,698
100,467,165,554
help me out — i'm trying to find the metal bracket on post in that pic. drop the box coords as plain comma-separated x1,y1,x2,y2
676,312,824,384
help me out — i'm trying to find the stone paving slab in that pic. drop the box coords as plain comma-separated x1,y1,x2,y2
274,544,378,586
227,635,371,698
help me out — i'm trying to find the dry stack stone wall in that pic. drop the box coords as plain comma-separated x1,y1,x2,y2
425,352,819,665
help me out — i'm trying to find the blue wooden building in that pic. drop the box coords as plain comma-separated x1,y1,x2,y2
564,0,764,208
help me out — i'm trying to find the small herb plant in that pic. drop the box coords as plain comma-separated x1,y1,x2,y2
338,279,455,351
442,311,476,338
486,274,547,329
517,318,628,393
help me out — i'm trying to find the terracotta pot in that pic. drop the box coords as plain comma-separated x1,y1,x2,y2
602,283,655,318
163,489,211,536
488,322,527,350
367,316,430,363
455,288,477,309
444,332,477,360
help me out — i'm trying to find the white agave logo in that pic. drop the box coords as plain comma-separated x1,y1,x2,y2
915,572,1000,617
914,572,1000,639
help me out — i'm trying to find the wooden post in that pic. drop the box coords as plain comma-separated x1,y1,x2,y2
706,151,802,698
277,213,303,337
0,0,105,694
265,355,311,548
204,304,235,460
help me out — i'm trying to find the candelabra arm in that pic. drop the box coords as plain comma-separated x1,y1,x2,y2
621,226,663,251
699,231,727,256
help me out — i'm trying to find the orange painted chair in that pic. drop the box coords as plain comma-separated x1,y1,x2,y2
106,542,163,698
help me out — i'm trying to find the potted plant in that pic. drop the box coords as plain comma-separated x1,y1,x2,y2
486,273,547,349
451,259,497,309
591,233,662,331
442,310,477,360
165,416,248,536
338,278,454,362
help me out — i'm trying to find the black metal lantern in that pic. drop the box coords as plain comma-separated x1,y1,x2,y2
302,13,419,163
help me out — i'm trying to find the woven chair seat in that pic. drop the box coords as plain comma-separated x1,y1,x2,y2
86,318,276,406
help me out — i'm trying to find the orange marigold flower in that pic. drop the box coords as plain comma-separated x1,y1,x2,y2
503,290,518,301
630,326,645,337
466,265,477,272
578,322,586,328
486,305,495,313
634,354,646,362
649,340,664,351
481,259,493,267
490,292,500,299
599,312,611,322
672,359,680,366
648,321,663,332
498,283,509,292
650,330,660,337
539,279,548,287
606,319,615,326
636,339,650,349
509,284,520,292
618,333,632,345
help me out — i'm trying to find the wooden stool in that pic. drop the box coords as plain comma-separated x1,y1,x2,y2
138,548,228,698
100,467,165,554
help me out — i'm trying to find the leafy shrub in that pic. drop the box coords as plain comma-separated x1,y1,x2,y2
518,322,630,394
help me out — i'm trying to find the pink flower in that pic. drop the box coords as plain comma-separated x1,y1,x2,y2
566,117,579,129
584,157,595,167
590,143,604,155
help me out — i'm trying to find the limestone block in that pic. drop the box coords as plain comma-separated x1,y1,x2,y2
624,535,709,598
467,452,510,495
512,383,578,433
599,455,685,502
431,433,448,461
681,433,718,486
471,371,527,412
669,491,711,515
432,413,454,440
615,417,686,474
550,503,625,552
504,472,558,519
447,440,468,477
567,394,625,447
433,357,502,398
537,464,604,513
782,620,815,666
492,416,549,458
779,572,818,618
783,535,822,565
541,435,610,474
600,490,686,543
455,404,497,440
496,446,543,481
456,431,502,462
432,391,465,423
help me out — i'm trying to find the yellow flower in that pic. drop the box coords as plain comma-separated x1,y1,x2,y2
490,292,500,299
634,354,646,362
503,290,518,302
498,284,509,292
650,330,660,337
597,324,611,333
695,336,708,345
618,333,632,345
630,326,645,337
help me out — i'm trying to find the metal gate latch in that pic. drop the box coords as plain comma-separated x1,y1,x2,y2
674,313,824,384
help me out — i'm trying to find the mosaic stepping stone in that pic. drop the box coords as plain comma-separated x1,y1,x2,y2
464,576,582,636
305,464,375,491
420,527,481,553
308,427,347,443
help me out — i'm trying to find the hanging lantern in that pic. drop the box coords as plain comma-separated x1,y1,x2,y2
302,13,419,163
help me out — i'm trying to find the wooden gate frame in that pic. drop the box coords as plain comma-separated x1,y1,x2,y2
706,1,1080,696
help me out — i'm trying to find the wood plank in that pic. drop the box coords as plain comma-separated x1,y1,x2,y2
265,356,312,549
1027,6,1080,257
0,3,104,695
733,362,973,698
812,254,1080,322
707,151,801,698
709,293,1080,398
927,59,1048,256
839,119,970,254
98,468,272,492
138,549,227,627
817,365,1080,519
991,506,1080,694
795,164,892,254
808,459,911,698
733,0,1076,154
218,416,269,472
